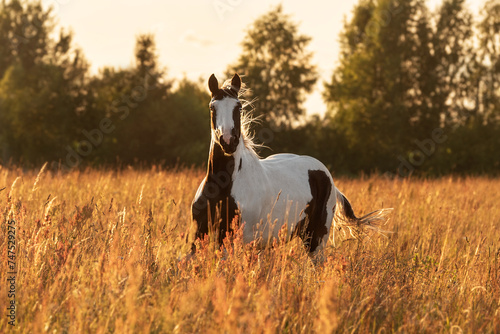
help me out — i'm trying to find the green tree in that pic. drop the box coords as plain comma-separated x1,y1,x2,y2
228,5,317,129
433,0,475,126
87,34,171,164
323,0,479,174
0,0,49,76
159,78,210,166
476,0,500,124
324,0,433,172
70,33,211,168
0,0,90,164
436,0,500,174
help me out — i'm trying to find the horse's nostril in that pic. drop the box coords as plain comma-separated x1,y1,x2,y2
221,133,231,145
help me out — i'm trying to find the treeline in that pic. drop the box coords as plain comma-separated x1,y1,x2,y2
0,0,499,176
321,0,500,176
0,0,210,170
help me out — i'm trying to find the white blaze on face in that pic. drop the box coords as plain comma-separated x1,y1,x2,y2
213,97,237,145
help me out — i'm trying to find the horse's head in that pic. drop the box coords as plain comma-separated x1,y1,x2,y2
208,73,242,155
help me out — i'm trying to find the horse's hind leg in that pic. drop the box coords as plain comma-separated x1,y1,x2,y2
293,170,333,254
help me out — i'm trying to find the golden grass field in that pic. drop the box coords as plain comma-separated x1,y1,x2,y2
0,166,499,333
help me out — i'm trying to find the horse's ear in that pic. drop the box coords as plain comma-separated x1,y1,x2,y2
208,74,219,96
231,73,241,93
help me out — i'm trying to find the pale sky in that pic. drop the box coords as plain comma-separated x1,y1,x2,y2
41,0,485,115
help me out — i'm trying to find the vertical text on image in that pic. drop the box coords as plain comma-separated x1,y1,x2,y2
6,219,17,326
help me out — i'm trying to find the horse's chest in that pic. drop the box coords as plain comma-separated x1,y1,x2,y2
192,176,238,239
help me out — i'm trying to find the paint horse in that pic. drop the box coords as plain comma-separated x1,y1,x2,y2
191,73,390,255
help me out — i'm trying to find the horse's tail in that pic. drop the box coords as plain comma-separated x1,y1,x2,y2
334,189,393,241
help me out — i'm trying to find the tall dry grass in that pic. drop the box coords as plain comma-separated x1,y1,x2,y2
0,166,499,333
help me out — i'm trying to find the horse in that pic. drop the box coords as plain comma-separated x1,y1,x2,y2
191,73,391,255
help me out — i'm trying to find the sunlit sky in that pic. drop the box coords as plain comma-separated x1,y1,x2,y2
41,0,484,115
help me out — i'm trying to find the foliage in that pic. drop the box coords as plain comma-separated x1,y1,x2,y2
86,34,172,165
0,0,499,175
323,0,500,175
227,5,317,129
475,0,500,124
0,1,209,168
0,0,90,163
1,168,499,332
158,78,211,166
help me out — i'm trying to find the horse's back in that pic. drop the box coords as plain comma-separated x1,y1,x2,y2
261,153,332,180
258,153,332,200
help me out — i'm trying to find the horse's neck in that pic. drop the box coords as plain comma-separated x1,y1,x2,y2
207,139,235,178
233,138,260,172
206,137,259,179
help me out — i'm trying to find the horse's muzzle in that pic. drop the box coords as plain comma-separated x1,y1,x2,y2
219,135,238,155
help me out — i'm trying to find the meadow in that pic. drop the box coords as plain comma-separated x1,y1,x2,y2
0,166,499,333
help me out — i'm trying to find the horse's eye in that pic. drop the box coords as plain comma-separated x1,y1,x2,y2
210,105,215,112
